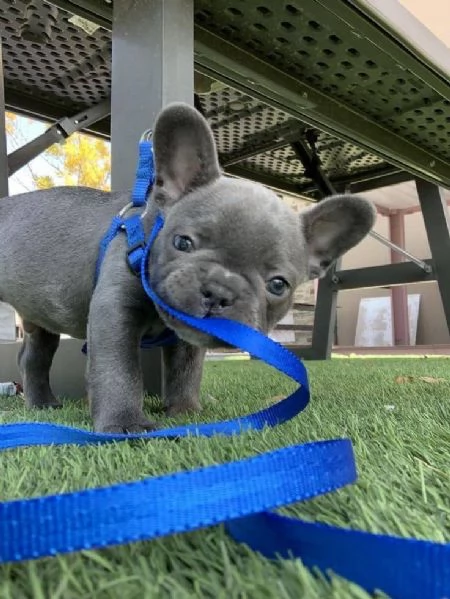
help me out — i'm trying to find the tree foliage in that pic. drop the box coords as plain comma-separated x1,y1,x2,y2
35,134,111,190
6,112,111,191
5,112,17,136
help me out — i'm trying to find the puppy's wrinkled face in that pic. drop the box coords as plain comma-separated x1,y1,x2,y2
146,103,376,348
149,179,303,347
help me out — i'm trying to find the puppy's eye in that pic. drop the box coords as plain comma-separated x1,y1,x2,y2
267,277,289,296
173,235,194,252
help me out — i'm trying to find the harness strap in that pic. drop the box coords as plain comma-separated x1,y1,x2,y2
87,137,177,352
94,215,124,283
131,137,155,207
95,136,155,285
123,214,146,275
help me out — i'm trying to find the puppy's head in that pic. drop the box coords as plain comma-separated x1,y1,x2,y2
147,103,376,347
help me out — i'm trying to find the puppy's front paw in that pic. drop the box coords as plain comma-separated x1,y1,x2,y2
95,418,159,434
165,400,202,418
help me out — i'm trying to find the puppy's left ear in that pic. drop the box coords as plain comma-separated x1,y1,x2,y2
152,102,221,207
300,194,376,279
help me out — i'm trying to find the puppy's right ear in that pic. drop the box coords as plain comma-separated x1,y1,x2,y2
152,102,220,207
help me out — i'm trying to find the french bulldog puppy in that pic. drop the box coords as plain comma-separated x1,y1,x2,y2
0,103,376,432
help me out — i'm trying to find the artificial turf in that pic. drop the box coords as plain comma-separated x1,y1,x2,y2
0,358,449,598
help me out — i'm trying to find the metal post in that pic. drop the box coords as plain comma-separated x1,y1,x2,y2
0,38,8,198
415,180,450,334
110,0,194,396
389,212,410,346
111,0,194,190
310,262,340,359
290,138,339,359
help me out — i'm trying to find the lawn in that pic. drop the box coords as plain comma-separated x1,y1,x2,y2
0,358,449,598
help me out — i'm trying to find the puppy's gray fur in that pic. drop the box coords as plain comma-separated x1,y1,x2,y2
0,103,376,432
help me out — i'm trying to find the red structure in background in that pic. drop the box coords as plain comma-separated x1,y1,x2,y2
389,212,410,346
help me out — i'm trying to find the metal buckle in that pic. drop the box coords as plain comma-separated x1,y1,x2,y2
140,128,153,142
118,202,135,218
118,202,136,229
117,201,150,224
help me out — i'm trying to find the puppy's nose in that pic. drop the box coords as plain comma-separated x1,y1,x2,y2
201,283,236,315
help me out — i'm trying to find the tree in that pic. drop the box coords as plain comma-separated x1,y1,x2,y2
5,112,17,136
5,112,111,192
34,133,111,190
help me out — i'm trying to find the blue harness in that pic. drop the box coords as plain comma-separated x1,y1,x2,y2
81,132,177,355
0,135,449,599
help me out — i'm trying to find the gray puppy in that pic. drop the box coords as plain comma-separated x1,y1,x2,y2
0,103,376,432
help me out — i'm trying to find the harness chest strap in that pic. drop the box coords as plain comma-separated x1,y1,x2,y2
84,138,177,355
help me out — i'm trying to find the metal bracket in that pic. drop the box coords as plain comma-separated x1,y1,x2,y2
369,230,432,273
221,121,306,168
7,99,111,177
291,136,335,197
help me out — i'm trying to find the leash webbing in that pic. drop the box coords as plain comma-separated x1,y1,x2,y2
1,138,449,599
131,137,154,207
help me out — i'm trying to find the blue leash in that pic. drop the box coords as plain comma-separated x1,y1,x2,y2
1,138,449,599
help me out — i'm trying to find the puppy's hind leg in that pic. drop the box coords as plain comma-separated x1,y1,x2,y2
18,321,62,409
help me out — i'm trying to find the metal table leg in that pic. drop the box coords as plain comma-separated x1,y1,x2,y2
0,39,8,198
416,180,450,334
111,0,194,190
110,0,194,395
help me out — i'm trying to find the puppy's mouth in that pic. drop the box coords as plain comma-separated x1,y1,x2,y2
149,264,261,348
156,307,235,348
153,288,259,349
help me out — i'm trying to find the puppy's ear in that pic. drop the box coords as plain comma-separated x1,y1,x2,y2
152,102,220,206
300,194,376,279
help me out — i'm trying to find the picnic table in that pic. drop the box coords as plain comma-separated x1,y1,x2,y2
0,0,449,393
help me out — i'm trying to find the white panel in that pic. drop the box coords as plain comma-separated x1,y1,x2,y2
355,294,421,346
0,302,16,341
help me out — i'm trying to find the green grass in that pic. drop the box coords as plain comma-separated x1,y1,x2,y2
1,358,449,599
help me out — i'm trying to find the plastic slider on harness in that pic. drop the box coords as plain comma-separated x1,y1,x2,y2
115,203,146,277
126,128,155,275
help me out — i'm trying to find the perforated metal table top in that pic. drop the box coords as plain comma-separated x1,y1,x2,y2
1,0,450,198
